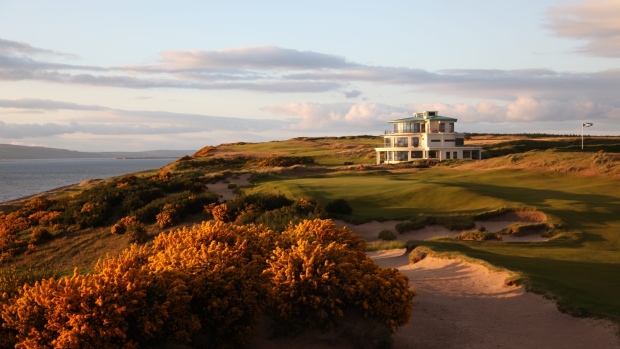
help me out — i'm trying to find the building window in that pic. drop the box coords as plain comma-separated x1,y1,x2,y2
396,151,408,161
396,137,408,147
444,139,455,142
446,152,451,159
431,139,441,142
384,138,391,147
463,150,471,158
439,123,446,132
421,123,426,133
453,152,457,159
411,151,423,158
428,150,438,158
412,137,419,147
449,123,454,132
414,123,421,133
455,138,464,146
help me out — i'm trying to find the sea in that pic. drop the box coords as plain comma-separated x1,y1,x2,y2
0,158,175,203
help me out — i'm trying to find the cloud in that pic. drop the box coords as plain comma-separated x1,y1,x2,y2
0,38,77,58
343,90,361,98
158,46,355,70
1,37,617,100
0,98,106,111
1,38,619,126
545,0,620,57
0,98,291,138
262,102,409,131
263,97,620,132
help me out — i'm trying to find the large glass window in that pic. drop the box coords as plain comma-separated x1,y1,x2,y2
412,137,419,147
411,151,423,158
449,123,454,132
396,137,408,147
396,151,408,161
428,150,438,158
455,138,464,146
384,138,392,147
414,123,421,133
439,123,446,132
463,150,471,158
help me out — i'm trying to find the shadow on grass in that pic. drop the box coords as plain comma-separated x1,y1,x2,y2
441,181,620,227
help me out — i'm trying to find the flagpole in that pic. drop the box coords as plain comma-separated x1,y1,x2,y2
582,123,584,150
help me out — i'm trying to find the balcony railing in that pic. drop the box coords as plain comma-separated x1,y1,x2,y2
385,130,455,134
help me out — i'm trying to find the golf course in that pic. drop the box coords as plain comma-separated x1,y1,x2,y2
1,134,619,347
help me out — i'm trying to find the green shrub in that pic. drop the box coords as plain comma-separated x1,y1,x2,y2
325,198,353,215
395,219,426,234
29,228,53,245
255,156,315,167
127,222,148,243
454,230,499,241
378,229,396,241
427,215,475,230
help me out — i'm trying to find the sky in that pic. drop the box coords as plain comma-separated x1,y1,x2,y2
0,0,618,152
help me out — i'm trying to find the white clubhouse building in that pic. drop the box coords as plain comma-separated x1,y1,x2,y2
375,111,482,164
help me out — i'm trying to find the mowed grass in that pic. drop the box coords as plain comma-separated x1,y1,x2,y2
248,167,620,323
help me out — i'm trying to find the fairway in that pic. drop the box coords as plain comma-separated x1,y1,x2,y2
249,167,620,323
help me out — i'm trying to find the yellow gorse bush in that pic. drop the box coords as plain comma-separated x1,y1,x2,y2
1,219,415,348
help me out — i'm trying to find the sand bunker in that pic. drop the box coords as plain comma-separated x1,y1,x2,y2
207,173,251,201
369,250,620,349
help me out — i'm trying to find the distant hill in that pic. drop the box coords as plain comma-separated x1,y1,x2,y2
0,144,195,160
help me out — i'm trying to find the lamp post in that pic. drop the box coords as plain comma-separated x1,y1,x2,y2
582,122,593,150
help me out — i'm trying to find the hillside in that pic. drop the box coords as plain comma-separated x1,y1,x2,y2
0,134,619,347
0,144,195,159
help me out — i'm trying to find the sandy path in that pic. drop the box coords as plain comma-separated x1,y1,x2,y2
369,249,620,349
207,173,251,201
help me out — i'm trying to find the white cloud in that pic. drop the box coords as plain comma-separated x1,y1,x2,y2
0,38,77,58
158,46,354,70
1,37,619,133
0,98,291,138
262,102,409,131
546,0,620,57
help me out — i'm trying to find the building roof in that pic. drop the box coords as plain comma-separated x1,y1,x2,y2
388,115,457,123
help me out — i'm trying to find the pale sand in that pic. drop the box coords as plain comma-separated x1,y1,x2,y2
207,173,251,201
369,249,620,349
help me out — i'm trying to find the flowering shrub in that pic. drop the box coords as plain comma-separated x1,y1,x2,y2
1,219,415,348
266,219,414,333
156,204,180,228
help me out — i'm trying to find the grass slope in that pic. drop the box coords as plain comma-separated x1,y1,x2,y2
247,166,620,323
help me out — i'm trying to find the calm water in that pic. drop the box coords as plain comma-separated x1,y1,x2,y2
0,158,174,203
